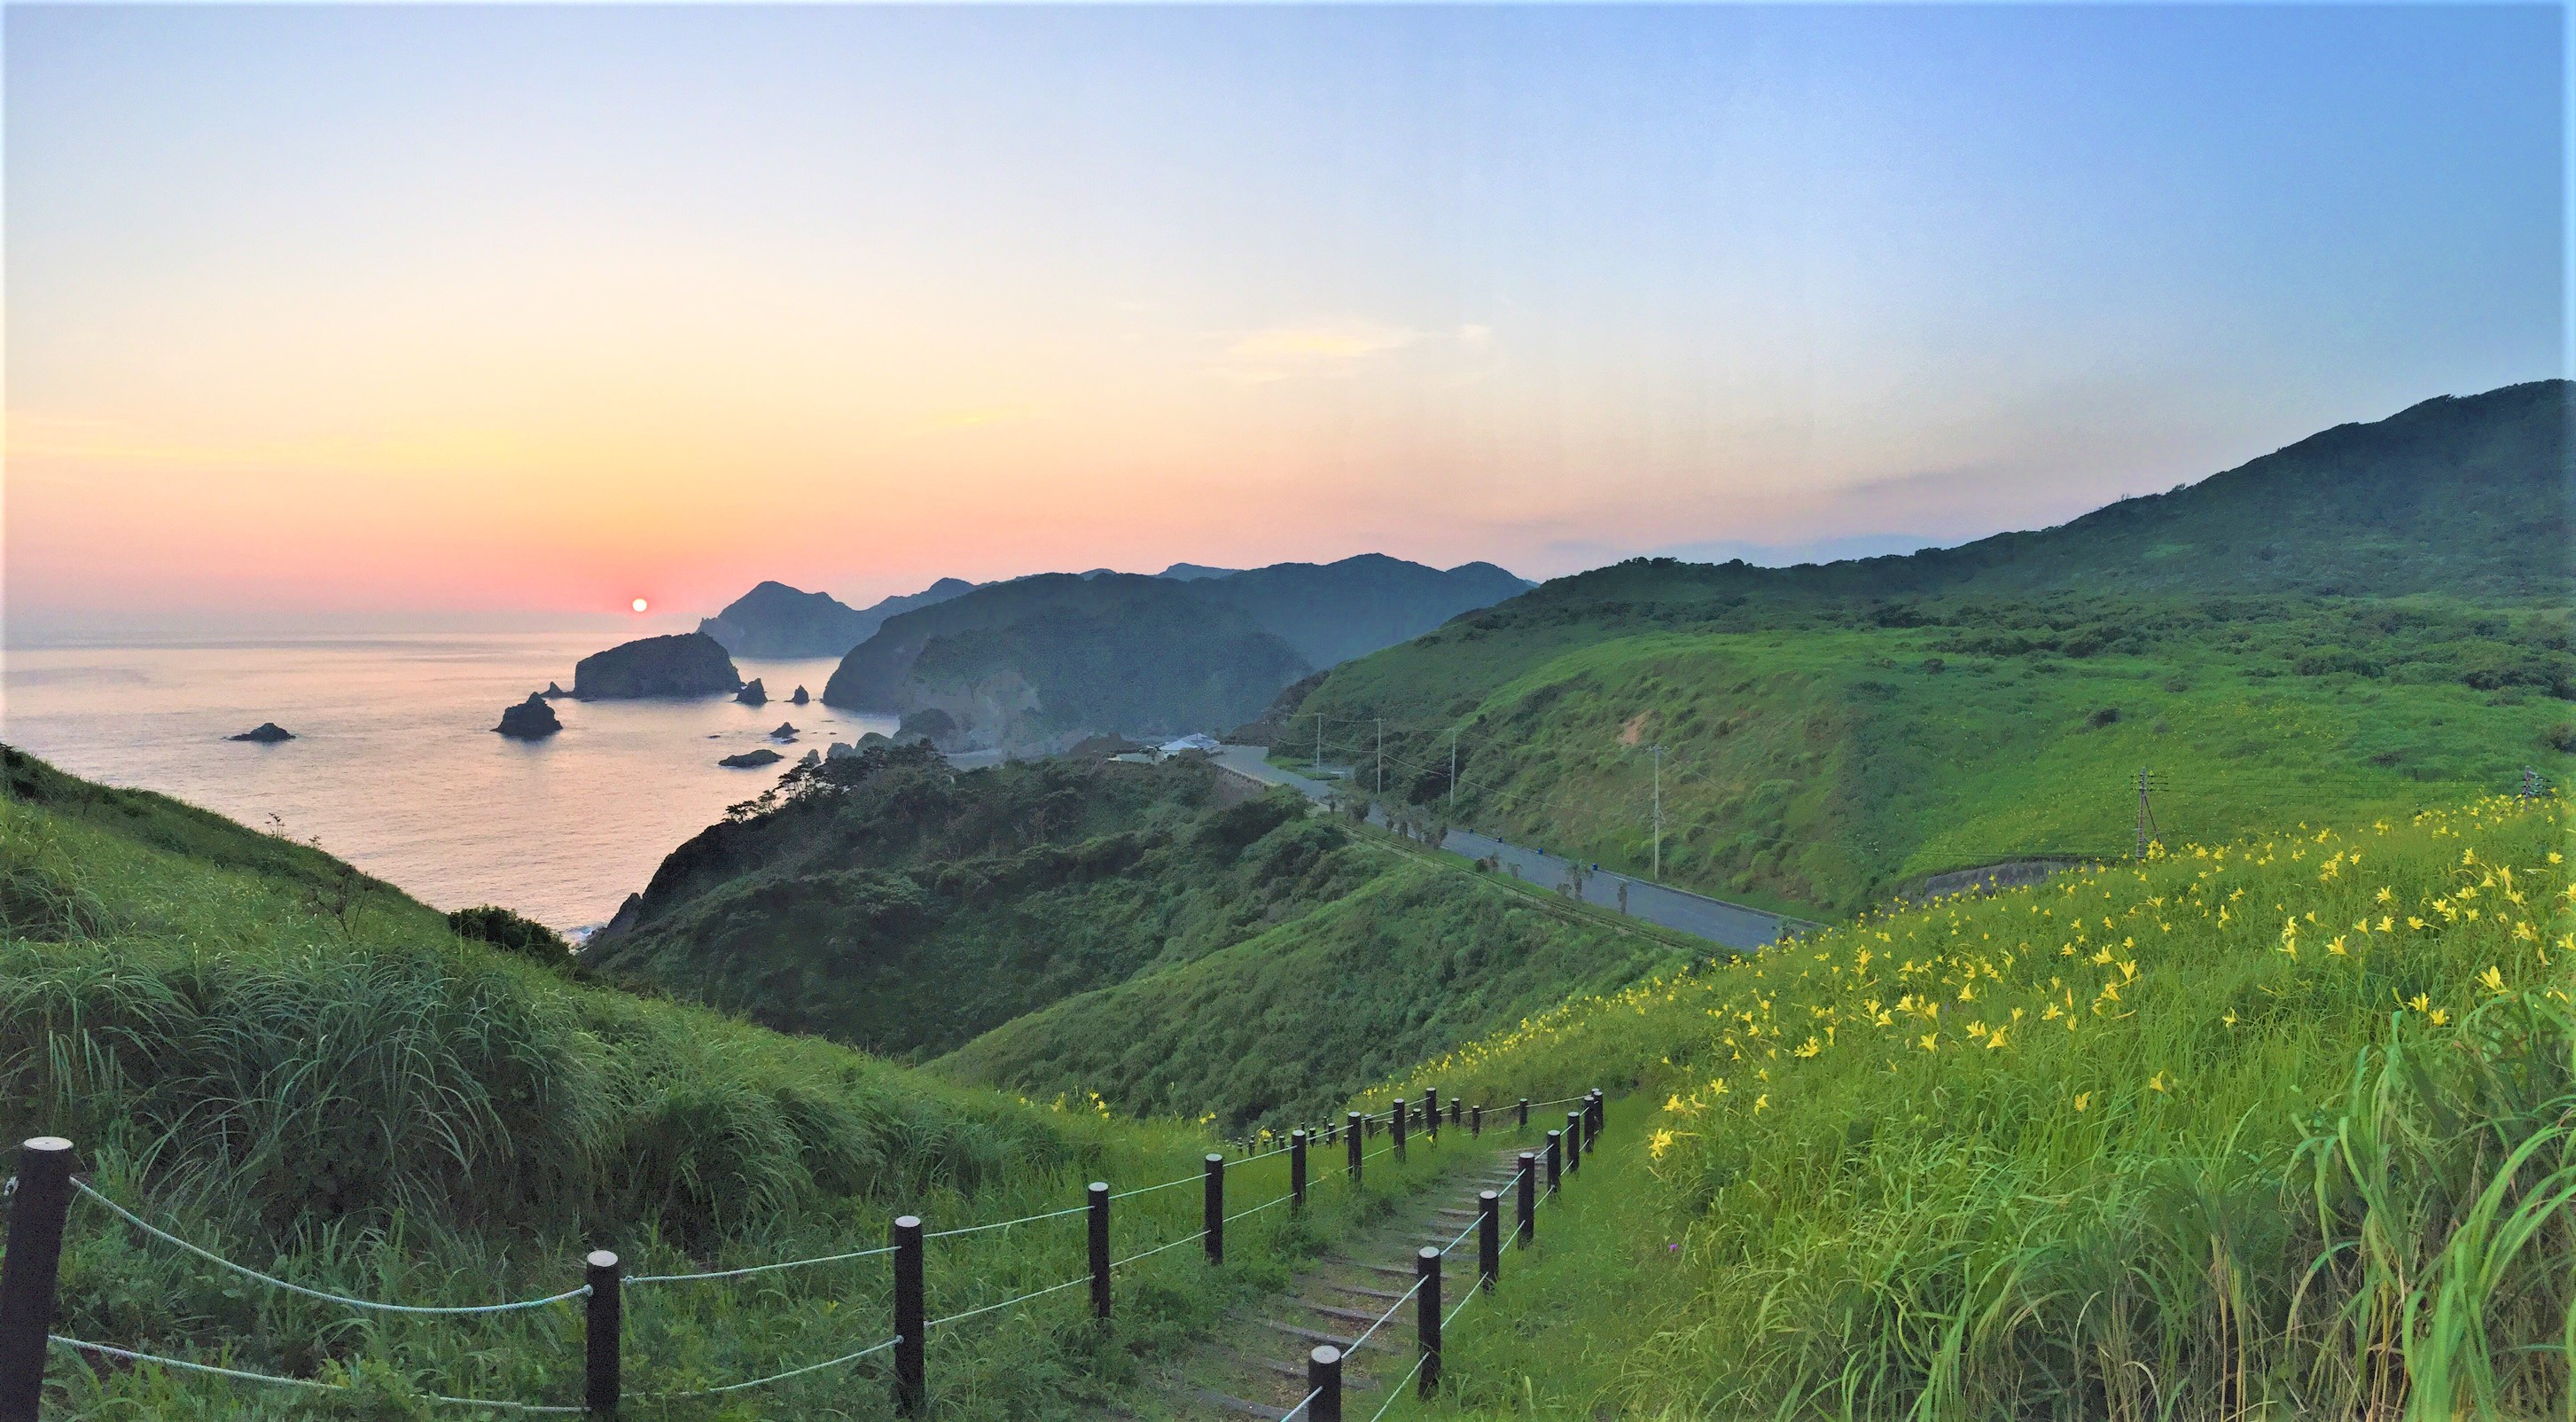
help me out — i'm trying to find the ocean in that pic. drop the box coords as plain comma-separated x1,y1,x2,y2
0,634,898,934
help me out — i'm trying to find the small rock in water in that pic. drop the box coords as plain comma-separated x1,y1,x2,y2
228,722,295,744
798,748,821,768
790,684,810,705
770,722,799,740
541,682,570,699
495,693,562,740
734,677,769,706
718,747,785,769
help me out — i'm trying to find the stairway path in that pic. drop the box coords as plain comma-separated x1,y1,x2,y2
1154,1135,1540,1419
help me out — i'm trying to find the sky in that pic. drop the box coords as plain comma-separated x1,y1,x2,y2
4,4,2564,641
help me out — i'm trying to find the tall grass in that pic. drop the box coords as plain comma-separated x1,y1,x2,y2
1373,794,2573,1418
0,771,1493,1418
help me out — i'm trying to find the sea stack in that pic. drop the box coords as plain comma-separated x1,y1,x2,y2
736,677,768,706
769,722,799,740
541,682,570,699
717,747,784,769
571,632,743,699
227,722,295,744
790,685,810,705
496,693,562,740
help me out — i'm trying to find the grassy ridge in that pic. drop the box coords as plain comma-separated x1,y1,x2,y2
1300,598,2572,918
0,746,1457,1418
933,847,1680,1132
586,751,1377,1060
1367,794,2574,1418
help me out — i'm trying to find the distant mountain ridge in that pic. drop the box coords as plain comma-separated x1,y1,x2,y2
699,578,977,659
817,554,1533,747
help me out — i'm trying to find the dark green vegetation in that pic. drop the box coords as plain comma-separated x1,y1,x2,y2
1372,795,2575,1420
587,747,1373,1061
0,746,1506,1419
584,744,1673,1130
934,856,1672,1128
445,902,571,968
1179,554,1530,669
818,557,1531,751
1291,380,2575,918
822,574,1308,750
570,630,743,699
699,576,978,659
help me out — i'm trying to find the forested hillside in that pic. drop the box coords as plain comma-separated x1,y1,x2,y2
584,745,1674,1128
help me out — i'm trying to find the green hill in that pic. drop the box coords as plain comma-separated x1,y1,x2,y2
1287,382,2575,918
582,745,1677,1130
1361,793,2573,1418
0,746,1414,1418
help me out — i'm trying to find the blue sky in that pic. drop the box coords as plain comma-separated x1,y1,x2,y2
4,4,2563,631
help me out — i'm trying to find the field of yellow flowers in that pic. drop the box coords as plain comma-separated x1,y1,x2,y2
1378,794,2573,1418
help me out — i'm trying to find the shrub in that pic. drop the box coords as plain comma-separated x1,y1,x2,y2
445,904,570,967
2087,706,2120,729
2545,723,2576,754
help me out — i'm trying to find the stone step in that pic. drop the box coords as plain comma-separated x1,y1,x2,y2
1247,1317,1400,1354
1186,1385,1288,1418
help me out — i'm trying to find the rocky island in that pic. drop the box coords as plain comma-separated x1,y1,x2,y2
717,747,784,769
495,693,562,739
227,722,295,743
571,632,743,699
735,677,768,706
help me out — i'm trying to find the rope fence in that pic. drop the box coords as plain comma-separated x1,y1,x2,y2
0,1089,1612,1418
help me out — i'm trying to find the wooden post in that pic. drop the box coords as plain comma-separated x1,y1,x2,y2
1308,1345,1344,1422
1477,1191,1500,1291
1449,1099,1461,1129
1416,1247,1441,1397
583,1250,621,1416
0,1137,74,1422
1088,1183,1112,1322
1565,1111,1584,1176
1290,1131,1308,1213
1544,1130,1561,1196
1470,1105,1483,1139
1424,1089,1439,1144
1203,1154,1225,1264
1391,1098,1407,1162
1588,1090,1604,1150
1516,1152,1537,1243
1517,1098,1529,1129
892,1215,925,1414
1347,1113,1363,1184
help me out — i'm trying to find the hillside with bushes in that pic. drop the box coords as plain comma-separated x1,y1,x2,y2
1287,381,2574,917
0,746,1437,1418
585,745,1676,1129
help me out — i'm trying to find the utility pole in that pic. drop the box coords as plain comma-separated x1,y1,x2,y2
1375,718,1384,800
1314,714,1325,777
1448,731,1458,814
1650,744,1665,881
2135,766,2159,859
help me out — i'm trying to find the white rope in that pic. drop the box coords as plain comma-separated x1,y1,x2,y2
1222,1192,1295,1224
1280,1384,1324,1419
639,1335,901,1398
628,1242,897,1285
1109,1171,1200,1200
46,1336,583,1413
1368,1352,1430,1421
925,1272,1089,1330
73,1183,589,1317
1110,1228,1208,1270
1347,1276,1424,1354
925,1202,1089,1238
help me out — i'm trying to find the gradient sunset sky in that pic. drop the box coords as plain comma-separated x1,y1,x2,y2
6,4,2563,640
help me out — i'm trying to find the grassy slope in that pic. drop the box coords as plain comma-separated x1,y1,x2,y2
1363,794,2575,1419
585,752,1378,1060
1307,602,2572,918
0,746,1448,1419
933,847,1681,1132
1289,380,2573,918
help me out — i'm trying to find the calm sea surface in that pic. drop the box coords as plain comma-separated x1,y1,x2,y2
1,634,896,933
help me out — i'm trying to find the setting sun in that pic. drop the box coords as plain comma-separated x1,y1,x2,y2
631,598,649,613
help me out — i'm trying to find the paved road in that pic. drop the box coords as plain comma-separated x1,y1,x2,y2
1213,744,1806,951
